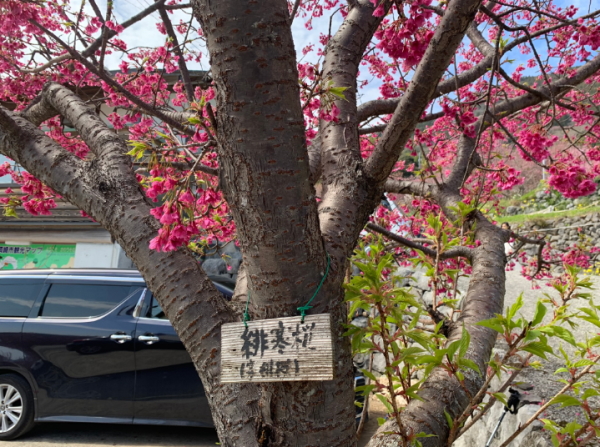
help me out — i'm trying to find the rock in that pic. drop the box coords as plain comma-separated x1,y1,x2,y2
351,316,369,328
395,267,415,287
519,432,552,447
371,353,386,374
421,290,434,305
506,206,520,215
416,273,431,291
201,258,228,275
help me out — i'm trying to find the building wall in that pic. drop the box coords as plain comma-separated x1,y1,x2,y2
74,243,134,269
0,240,134,270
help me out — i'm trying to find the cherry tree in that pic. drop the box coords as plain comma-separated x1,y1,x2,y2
0,0,600,445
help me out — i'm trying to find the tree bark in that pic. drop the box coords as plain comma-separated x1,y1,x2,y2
191,0,358,445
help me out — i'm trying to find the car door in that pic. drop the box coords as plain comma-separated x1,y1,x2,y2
132,291,213,427
0,278,44,374
21,279,143,422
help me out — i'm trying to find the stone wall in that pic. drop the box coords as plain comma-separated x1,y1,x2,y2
515,212,600,266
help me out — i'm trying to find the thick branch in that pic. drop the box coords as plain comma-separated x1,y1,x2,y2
0,100,261,447
364,0,483,183
445,135,483,191
444,52,600,191
384,178,436,198
356,55,494,122
318,0,393,258
367,222,473,261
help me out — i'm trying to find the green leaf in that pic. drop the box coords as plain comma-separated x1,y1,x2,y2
531,300,547,326
573,359,595,368
404,383,424,402
492,392,508,406
406,329,434,349
581,389,600,400
459,326,470,358
540,326,576,346
446,340,460,362
458,358,481,374
361,369,377,382
375,393,394,414
443,409,453,429
563,421,582,439
329,86,349,100
4,207,18,218
377,417,387,426
549,395,581,407
399,346,425,361
477,318,504,333
355,384,377,395
521,342,553,360
507,294,524,321
187,116,202,124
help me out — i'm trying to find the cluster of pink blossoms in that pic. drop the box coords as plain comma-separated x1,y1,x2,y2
577,21,600,50
0,170,58,216
517,130,558,162
489,166,524,191
372,0,435,68
149,200,199,252
562,248,591,269
547,164,597,199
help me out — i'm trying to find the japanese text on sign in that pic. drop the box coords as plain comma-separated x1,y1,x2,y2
221,314,334,383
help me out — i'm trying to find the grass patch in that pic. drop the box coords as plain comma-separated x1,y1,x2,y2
496,204,600,224
499,183,546,208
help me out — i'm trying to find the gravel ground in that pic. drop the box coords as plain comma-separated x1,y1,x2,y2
9,423,219,447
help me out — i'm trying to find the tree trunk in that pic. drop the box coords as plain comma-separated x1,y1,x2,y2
194,0,361,444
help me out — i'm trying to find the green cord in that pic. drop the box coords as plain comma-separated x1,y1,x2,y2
243,291,251,327
297,252,330,323
242,253,331,325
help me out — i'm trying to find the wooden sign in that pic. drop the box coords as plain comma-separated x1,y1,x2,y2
220,314,334,383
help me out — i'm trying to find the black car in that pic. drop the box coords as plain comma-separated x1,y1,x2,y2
0,269,234,440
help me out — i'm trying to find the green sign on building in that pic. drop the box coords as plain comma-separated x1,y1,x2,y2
0,244,76,270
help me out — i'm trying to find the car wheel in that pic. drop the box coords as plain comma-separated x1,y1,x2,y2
0,374,35,440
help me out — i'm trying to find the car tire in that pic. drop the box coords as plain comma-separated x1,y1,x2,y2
0,374,35,440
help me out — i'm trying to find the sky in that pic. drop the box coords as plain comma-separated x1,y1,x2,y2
65,0,599,109
66,0,381,103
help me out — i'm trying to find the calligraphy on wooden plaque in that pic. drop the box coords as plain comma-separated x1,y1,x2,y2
220,314,334,383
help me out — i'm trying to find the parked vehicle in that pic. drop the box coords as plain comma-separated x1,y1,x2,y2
0,269,366,440
0,269,233,440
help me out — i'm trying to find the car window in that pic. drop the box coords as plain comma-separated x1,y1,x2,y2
0,283,41,317
144,283,233,319
40,283,133,318
146,295,167,319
